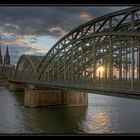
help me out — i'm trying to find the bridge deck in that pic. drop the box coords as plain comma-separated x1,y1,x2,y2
9,79,140,100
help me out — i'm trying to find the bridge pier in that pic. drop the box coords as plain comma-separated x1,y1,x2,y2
0,80,8,87
0,74,8,87
8,82,27,91
24,88,88,108
63,90,88,107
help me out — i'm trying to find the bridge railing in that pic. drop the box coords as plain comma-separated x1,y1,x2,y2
37,78,140,91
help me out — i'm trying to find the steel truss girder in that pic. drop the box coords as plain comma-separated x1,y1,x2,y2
12,7,140,90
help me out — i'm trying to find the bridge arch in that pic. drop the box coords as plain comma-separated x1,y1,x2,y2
14,55,43,81
10,7,140,90
35,7,140,90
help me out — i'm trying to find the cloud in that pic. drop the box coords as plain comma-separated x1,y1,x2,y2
0,6,129,64
48,26,67,37
0,7,129,37
79,12,93,22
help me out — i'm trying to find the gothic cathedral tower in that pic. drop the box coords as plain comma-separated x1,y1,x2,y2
0,46,2,64
4,45,10,65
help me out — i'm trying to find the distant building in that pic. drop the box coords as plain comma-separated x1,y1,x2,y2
4,45,10,65
0,46,2,64
0,45,11,65
0,45,15,77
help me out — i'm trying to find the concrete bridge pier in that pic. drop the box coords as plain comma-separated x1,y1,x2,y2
0,80,8,87
8,82,27,91
0,74,8,87
62,90,88,107
24,88,88,108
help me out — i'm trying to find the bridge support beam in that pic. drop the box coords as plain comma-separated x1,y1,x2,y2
8,82,27,91
24,88,88,108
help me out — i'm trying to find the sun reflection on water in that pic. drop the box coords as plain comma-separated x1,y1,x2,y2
81,108,112,133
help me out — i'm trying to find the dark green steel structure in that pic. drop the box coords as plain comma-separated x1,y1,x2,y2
11,7,140,91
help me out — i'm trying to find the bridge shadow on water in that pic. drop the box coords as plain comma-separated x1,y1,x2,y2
10,90,88,134
4,89,140,134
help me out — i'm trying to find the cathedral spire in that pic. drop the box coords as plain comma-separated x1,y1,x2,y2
0,45,1,55
4,45,10,65
6,45,9,56
0,45,2,64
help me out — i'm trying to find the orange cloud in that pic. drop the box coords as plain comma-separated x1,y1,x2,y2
49,26,66,35
79,12,93,21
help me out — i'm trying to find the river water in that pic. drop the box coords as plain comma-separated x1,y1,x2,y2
0,86,140,134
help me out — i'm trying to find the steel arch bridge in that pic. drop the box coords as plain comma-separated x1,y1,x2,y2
11,7,140,92
13,55,44,81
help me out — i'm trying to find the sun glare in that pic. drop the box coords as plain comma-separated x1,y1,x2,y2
97,66,104,77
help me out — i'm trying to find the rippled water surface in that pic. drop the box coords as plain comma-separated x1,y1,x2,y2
0,87,140,134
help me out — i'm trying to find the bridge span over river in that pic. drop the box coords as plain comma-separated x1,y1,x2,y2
4,7,140,107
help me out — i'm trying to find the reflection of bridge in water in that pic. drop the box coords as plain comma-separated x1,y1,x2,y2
4,7,140,107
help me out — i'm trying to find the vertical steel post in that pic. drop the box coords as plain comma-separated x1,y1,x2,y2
131,12,135,89
57,50,60,82
105,44,107,85
48,65,50,81
68,65,70,83
52,60,55,81
119,43,122,85
109,17,113,87
138,40,140,87
125,45,128,84
93,24,96,83
71,44,74,82
93,40,96,79
64,48,66,83
81,40,84,80
131,37,135,89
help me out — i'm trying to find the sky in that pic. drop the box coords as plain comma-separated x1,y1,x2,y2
0,6,129,64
